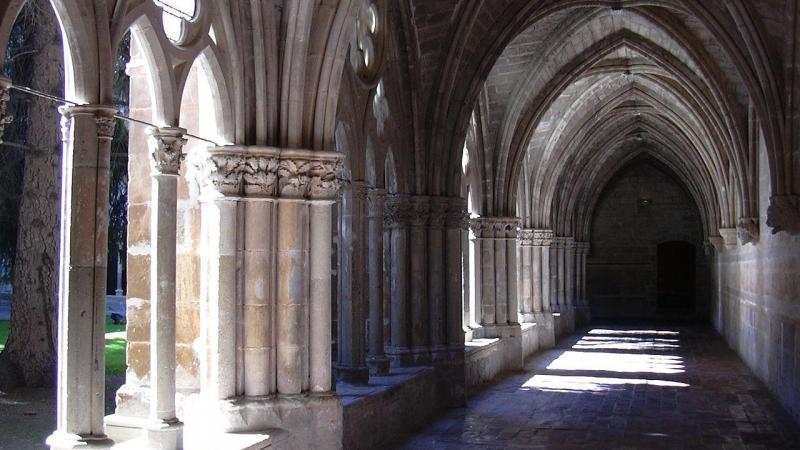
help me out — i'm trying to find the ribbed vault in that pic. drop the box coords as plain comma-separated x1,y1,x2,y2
443,2,780,241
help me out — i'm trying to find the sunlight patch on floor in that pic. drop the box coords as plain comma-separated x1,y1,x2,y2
520,374,690,393
546,351,685,374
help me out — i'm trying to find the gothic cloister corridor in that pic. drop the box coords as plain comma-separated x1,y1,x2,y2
400,325,800,449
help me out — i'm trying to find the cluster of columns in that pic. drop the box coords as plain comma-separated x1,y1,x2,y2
382,195,468,367
335,183,391,381
195,146,343,402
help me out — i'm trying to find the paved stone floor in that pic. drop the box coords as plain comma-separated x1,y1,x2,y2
399,324,800,449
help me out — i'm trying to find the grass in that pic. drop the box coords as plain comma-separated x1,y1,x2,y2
0,318,127,375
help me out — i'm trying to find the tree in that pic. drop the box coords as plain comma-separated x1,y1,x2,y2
0,0,63,390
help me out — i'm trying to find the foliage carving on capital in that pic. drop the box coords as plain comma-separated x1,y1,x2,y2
384,195,411,228
719,228,738,251
736,217,759,245
308,159,344,200
519,229,535,246
766,195,800,235
533,229,554,246
429,198,450,228
242,156,279,195
277,159,312,198
410,196,430,227
445,199,469,230
0,78,12,143
149,128,187,175
95,116,117,140
197,153,244,196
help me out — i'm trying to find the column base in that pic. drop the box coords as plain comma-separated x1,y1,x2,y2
335,364,370,384
410,346,431,365
386,346,413,367
46,431,113,450
534,312,556,349
144,419,183,450
366,355,391,376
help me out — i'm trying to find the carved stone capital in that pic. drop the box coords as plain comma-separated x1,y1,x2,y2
519,229,536,246
532,229,554,247
445,198,469,230
719,228,738,251
564,237,576,250
148,127,187,175
410,196,430,227
242,154,279,196
469,217,520,238
736,217,759,245
367,188,387,219
766,195,800,235
384,194,412,228
0,76,12,143
428,198,450,229
277,149,344,200
95,116,117,140
196,152,245,196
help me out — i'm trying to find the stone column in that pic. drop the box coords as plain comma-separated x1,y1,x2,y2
518,230,535,322
555,238,566,310
197,151,242,401
241,151,280,396
385,195,411,365
533,230,555,348
366,189,390,375
505,222,520,324
470,219,496,325
0,76,12,142
336,182,369,383
409,196,430,363
428,198,448,360
446,199,468,352
493,221,509,325
574,242,591,325
47,105,117,449
548,239,559,312
564,238,576,308
306,154,343,394
145,127,187,448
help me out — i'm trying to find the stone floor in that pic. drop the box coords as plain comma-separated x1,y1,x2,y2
399,324,800,449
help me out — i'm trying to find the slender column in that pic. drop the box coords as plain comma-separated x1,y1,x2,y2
555,238,566,309
446,199,468,351
145,128,187,448
307,155,342,393
241,152,280,396
336,182,369,383
548,240,559,312
47,105,116,449
366,189,390,375
385,195,411,364
493,222,508,324
197,152,242,401
533,230,553,314
564,237,576,308
409,196,430,363
519,230,535,322
505,222,520,324
428,198,448,358
470,220,495,325
0,76,12,142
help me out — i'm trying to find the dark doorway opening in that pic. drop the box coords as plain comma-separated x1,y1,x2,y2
657,241,696,313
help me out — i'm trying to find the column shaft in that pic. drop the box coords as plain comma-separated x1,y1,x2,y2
49,106,116,448
409,197,429,361
276,200,309,394
309,202,334,392
386,196,410,363
243,200,275,396
366,190,389,375
428,212,446,355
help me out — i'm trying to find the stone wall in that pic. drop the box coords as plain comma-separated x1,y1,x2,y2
587,159,710,321
713,145,800,423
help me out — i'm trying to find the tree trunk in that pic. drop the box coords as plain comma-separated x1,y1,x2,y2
0,0,62,390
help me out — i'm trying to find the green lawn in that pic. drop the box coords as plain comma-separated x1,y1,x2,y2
0,318,126,375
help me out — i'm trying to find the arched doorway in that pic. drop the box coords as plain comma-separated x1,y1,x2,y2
657,241,696,314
